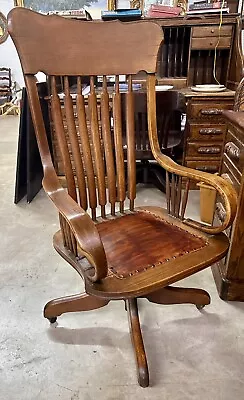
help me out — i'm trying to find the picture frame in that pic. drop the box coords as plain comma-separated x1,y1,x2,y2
14,1,108,15
0,11,8,44
107,0,144,11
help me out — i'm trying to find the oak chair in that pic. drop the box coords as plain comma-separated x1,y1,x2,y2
8,8,237,387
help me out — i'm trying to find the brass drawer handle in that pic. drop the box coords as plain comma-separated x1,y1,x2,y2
197,146,221,154
201,109,222,116
225,142,240,162
199,128,223,135
196,165,219,172
216,202,227,223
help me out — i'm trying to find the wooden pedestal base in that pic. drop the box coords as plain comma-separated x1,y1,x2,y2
44,285,210,387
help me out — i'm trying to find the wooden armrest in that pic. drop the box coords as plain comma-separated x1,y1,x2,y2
42,166,107,282
147,76,237,234
154,151,237,234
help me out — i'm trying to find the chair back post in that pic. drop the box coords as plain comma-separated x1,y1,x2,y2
8,7,163,248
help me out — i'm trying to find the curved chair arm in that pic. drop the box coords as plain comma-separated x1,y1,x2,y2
153,151,237,234
147,76,238,234
42,165,108,283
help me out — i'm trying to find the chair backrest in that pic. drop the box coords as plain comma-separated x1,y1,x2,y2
8,8,163,222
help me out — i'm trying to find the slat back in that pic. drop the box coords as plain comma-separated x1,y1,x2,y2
8,8,163,225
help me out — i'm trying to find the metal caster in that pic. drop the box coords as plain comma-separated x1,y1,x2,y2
48,317,57,324
196,304,205,311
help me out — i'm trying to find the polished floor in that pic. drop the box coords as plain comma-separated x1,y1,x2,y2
0,115,244,400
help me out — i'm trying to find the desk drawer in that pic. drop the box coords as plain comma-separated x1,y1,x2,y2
188,123,226,141
189,101,233,120
191,36,232,50
221,161,240,194
186,160,220,174
222,153,242,184
224,131,244,175
186,142,223,158
192,25,233,38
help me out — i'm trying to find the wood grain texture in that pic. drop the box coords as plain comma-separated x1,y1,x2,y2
113,76,126,213
8,7,163,76
101,76,116,215
44,293,109,320
64,76,87,210
126,298,149,388
126,76,136,211
76,78,97,218
145,286,210,307
88,77,106,217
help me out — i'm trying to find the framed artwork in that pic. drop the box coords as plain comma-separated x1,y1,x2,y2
108,0,144,11
14,1,107,14
0,11,8,44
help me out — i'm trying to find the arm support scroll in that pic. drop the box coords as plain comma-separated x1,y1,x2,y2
43,166,108,282
147,75,238,234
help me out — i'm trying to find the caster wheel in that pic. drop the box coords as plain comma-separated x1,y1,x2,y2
48,317,57,324
196,304,205,311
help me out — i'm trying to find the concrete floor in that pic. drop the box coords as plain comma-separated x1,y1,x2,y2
1,115,244,400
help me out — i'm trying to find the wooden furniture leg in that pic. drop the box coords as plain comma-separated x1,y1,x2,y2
44,293,110,323
144,286,210,310
126,298,149,388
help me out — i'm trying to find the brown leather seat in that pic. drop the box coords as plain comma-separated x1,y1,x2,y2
97,208,207,278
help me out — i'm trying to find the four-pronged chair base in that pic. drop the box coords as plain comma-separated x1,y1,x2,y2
44,285,210,387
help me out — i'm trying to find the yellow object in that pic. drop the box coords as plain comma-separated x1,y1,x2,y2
197,181,217,225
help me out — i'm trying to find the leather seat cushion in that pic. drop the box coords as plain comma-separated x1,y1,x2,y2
97,210,208,278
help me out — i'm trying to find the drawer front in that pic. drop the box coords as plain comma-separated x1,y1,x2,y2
221,161,240,194
191,36,232,50
186,141,223,158
224,130,244,175
222,153,242,184
192,25,233,38
188,123,226,141
186,160,220,174
189,101,233,120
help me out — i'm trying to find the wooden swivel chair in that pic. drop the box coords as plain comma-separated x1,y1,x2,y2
8,8,237,387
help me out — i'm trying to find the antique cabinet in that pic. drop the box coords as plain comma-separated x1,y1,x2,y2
212,111,244,301
181,90,235,177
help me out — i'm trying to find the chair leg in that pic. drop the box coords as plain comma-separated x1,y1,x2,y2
44,293,110,323
126,298,149,388
144,286,211,309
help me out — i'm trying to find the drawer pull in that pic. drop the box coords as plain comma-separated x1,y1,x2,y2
201,109,222,116
216,202,226,223
197,146,221,154
196,165,219,172
225,142,240,161
199,128,223,135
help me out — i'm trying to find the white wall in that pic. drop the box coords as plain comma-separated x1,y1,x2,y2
0,0,24,87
